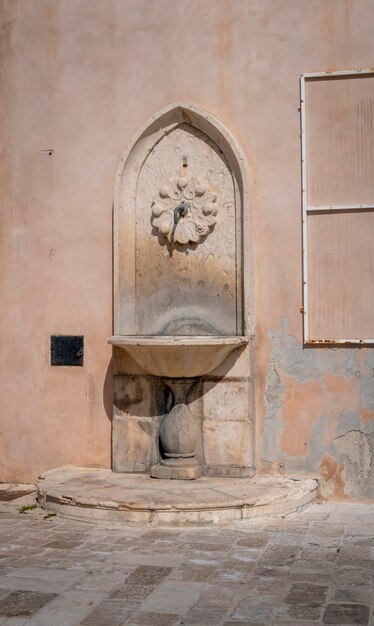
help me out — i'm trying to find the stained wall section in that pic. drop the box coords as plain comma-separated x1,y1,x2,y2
0,0,373,496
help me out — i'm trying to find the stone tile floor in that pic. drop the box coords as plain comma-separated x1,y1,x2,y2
0,492,373,625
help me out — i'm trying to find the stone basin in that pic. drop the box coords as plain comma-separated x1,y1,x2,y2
107,335,248,378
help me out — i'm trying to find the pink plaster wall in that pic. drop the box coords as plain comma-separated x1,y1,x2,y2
1,0,373,488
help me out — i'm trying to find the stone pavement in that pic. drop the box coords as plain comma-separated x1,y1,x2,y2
0,491,373,625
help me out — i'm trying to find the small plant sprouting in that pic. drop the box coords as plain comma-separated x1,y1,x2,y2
18,503,38,514
43,512,56,520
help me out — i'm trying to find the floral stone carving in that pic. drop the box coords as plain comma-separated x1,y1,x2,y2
151,176,218,245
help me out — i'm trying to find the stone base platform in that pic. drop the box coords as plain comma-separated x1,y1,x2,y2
37,467,318,527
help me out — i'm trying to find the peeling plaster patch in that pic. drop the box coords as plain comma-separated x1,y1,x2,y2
265,363,283,415
261,420,283,463
268,318,359,384
262,318,374,496
262,362,284,461
336,409,361,437
279,375,321,457
360,373,374,430
319,453,345,498
360,407,374,425
276,372,358,462
334,431,374,499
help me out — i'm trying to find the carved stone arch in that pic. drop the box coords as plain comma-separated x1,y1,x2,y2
114,103,253,337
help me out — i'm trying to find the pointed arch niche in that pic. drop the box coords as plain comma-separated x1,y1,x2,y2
114,103,253,339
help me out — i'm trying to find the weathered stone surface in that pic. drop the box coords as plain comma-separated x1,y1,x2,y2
127,116,242,338
110,583,155,601
203,421,252,467
109,337,248,378
140,580,204,614
170,563,216,582
181,605,226,624
236,533,270,548
203,379,250,421
113,416,159,473
37,467,317,525
0,591,56,617
0,499,373,625
284,583,329,607
277,604,322,621
332,587,372,604
80,600,133,625
334,431,374,499
322,603,370,624
260,545,300,566
231,596,276,622
126,611,179,625
124,566,173,586
24,590,108,626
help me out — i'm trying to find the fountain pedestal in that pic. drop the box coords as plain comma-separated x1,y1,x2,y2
151,379,202,480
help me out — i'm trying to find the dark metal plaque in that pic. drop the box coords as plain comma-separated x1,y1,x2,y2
50,335,84,366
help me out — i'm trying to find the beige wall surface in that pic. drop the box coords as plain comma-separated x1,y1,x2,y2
1,0,373,497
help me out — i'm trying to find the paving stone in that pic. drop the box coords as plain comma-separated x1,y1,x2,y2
0,590,56,617
141,580,204,614
25,590,107,626
178,542,231,553
5,568,85,584
236,534,270,548
333,567,372,588
300,546,338,562
341,535,373,547
111,553,184,568
0,618,30,625
291,559,336,576
183,532,239,545
265,523,309,535
110,583,155,600
223,622,267,626
309,523,343,538
170,563,216,582
251,564,291,578
230,596,276,622
80,599,133,625
208,563,250,583
0,501,373,626
181,605,227,624
322,603,370,624
331,587,372,604
245,575,290,595
0,571,86,594
338,546,374,568
126,611,179,625
285,582,329,607
229,549,262,564
196,583,238,607
277,604,322,621
124,565,173,585
75,570,134,591
273,621,321,626
260,546,300,566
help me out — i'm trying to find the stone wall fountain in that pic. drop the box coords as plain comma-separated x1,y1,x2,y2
37,105,318,524
109,103,253,480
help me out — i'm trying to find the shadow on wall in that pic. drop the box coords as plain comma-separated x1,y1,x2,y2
108,343,252,476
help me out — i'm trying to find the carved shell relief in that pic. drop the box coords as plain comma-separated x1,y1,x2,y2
151,176,218,245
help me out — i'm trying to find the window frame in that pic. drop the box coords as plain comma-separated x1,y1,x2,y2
300,69,374,345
